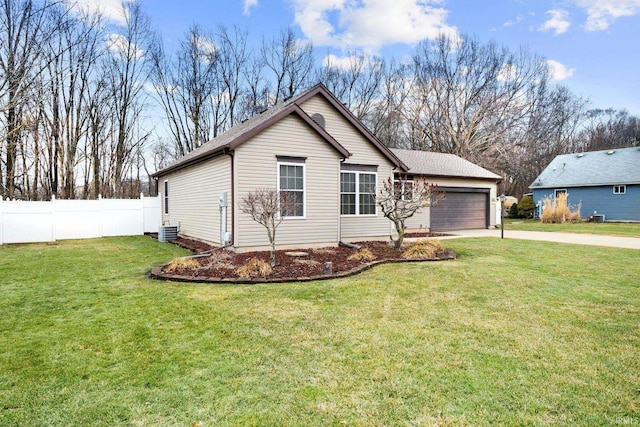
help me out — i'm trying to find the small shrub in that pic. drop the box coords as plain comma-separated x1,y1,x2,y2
518,195,535,219
402,239,445,259
508,202,519,218
165,257,201,273
347,248,376,263
236,258,273,279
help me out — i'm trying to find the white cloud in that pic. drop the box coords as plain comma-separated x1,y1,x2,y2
547,59,575,80
574,0,640,31
66,0,134,24
503,15,524,28
107,33,143,60
243,0,258,15
539,9,572,34
288,0,458,51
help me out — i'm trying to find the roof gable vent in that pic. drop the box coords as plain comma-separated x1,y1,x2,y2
311,113,325,129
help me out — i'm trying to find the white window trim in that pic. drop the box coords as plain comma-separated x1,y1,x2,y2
394,179,414,201
554,189,567,198
613,185,626,195
163,180,169,215
340,171,378,217
277,161,306,219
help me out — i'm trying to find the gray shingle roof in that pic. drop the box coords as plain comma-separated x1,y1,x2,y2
530,147,640,189
153,84,407,177
390,148,502,181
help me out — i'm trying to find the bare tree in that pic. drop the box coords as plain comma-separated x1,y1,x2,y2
240,189,296,267
41,9,103,198
104,1,152,197
150,25,225,156
376,176,444,249
214,25,249,130
317,52,385,120
581,109,640,152
0,0,63,198
261,28,314,104
410,34,548,160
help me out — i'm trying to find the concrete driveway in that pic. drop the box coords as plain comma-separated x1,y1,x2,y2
440,228,640,250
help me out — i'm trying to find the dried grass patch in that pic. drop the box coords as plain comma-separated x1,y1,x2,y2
541,193,582,224
402,239,445,259
236,258,273,279
164,256,201,273
347,248,376,263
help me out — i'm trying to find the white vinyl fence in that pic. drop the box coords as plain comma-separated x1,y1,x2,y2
0,195,161,245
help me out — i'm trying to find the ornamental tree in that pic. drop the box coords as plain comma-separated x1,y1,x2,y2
240,189,296,267
376,176,445,249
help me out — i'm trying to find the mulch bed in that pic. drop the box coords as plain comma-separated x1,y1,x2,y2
150,235,456,284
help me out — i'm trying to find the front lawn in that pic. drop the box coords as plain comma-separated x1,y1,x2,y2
505,218,640,237
1,236,639,425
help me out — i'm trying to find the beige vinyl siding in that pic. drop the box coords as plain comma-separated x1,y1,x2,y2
160,155,231,244
404,207,430,231
301,95,395,239
404,178,498,230
234,114,342,251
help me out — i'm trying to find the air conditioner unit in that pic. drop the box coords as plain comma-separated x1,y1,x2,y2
158,225,178,242
592,214,605,223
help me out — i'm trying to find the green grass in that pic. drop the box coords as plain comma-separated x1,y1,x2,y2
506,218,640,237
1,236,639,426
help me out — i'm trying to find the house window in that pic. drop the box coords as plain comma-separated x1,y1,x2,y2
163,180,169,214
394,180,414,201
613,185,626,194
278,162,305,217
554,189,567,198
340,171,377,215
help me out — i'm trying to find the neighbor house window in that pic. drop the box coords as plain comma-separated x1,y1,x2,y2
613,185,626,194
394,179,414,201
278,161,305,217
163,180,169,214
340,170,377,215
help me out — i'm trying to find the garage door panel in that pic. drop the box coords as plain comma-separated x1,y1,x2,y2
431,191,487,231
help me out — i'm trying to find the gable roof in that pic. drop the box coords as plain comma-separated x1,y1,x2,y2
391,148,502,181
530,147,640,189
295,85,407,171
153,84,406,177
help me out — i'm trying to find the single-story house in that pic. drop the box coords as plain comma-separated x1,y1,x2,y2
152,84,501,252
530,147,640,221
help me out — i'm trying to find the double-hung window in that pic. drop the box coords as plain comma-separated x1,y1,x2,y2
277,158,305,218
340,165,377,216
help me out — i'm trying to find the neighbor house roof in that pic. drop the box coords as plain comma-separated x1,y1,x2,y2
529,147,640,189
153,84,407,177
390,148,502,181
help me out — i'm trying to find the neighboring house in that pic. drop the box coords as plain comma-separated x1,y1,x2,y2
152,84,501,252
391,149,502,231
530,147,640,221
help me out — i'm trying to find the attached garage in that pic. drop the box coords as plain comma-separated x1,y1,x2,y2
390,148,502,232
430,188,490,231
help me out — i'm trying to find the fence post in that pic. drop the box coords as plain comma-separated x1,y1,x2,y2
98,194,103,237
0,197,3,245
51,195,57,243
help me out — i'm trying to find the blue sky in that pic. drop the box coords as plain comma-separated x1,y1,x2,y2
80,0,640,115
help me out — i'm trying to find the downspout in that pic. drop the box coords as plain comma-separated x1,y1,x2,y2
224,148,235,247
339,158,346,243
